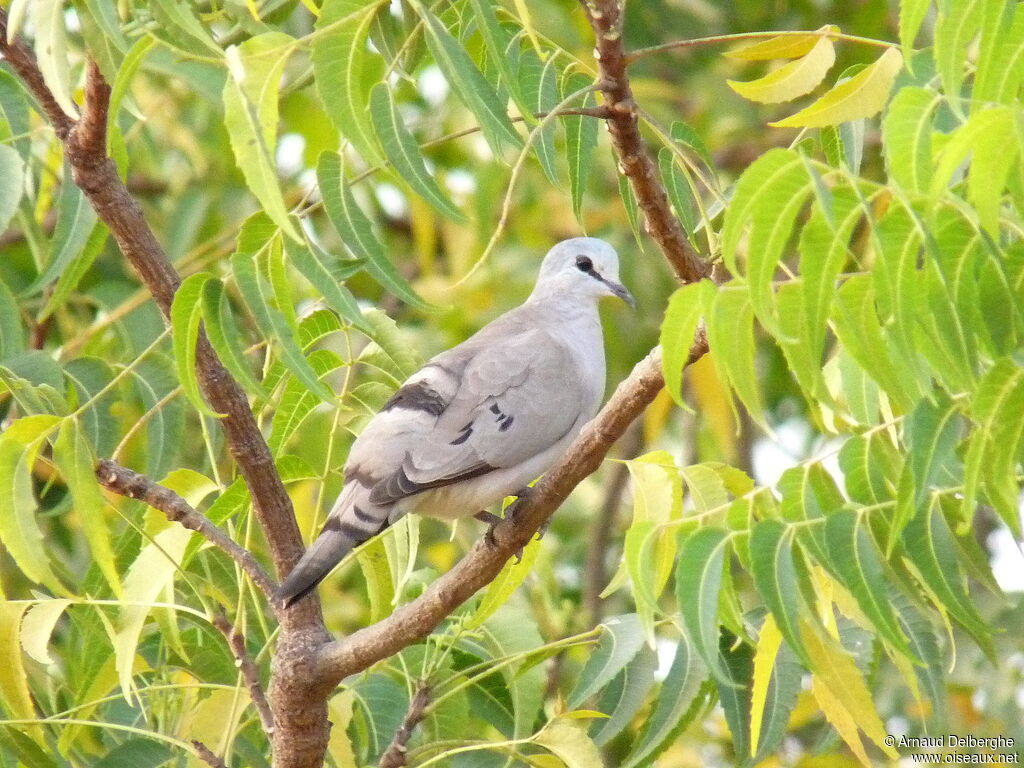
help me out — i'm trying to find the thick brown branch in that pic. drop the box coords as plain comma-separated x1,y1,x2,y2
378,683,431,768
580,0,711,285
0,14,76,139
315,340,706,687
213,607,276,734
96,459,277,599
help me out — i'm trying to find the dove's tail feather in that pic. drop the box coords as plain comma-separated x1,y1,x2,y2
273,482,390,607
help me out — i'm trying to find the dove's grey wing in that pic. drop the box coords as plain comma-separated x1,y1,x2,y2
352,325,585,507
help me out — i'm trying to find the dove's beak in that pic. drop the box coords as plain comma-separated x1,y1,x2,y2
609,281,637,310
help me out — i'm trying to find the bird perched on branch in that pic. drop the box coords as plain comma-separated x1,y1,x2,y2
274,237,635,607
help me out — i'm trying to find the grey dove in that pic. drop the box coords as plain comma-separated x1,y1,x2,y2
274,238,634,607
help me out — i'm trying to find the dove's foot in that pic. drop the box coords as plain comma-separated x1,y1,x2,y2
474,510,503,549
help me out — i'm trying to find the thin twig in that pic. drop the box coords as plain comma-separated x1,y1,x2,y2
192,740,228,768
579,0,710,284
627,28,895,63
379,682,432,768
96,459,277,600
212,607,277,734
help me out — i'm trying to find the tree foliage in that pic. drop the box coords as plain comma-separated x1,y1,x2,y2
0,0,1022,766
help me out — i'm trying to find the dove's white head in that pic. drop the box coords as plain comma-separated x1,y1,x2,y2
530,237,636,309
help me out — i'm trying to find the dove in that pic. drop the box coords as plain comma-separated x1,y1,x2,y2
274,237,634,607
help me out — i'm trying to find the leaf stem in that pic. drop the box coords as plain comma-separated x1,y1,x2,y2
627,29,896,64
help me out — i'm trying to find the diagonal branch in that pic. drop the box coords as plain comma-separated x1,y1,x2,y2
0,15,320,628
378,681,431,768
212,607,276,733
579,0,711,285
96,459,277,600
315,339,707,687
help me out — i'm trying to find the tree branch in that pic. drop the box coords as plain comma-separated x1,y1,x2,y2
378,682,431,768
192,741,228,768
96,459,277,600
579,0,711,284
212,607,276,734
315,341,707,687
0,15,320,628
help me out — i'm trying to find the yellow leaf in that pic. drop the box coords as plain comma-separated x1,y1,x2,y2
801,621,898,761
771,48,903,128
810,674,872,767
0,601,43,744
327,690,357,768
725,26,840,60
749,614,784,755
643,387,675,444
689,354,737,463
534,719,604,768
728,36,836,104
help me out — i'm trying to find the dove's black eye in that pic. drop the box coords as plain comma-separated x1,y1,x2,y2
575,255,593,272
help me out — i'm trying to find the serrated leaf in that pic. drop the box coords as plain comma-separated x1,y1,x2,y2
726,27,838,61
269,349,345,455
0,277,24,361
658,148,696,234
592,645,657,745
660,281,705,410
21,598,71,665
24,172,99,296
802,620,898,764
0,71,32,161
568,614,646,708
223,33,300,241
0,601,41,743
467,536,541,629
935,0,981,105
200,279,265,396
312,0,386,167
170,272,219,416
317,151,430,309
728,35,836,104
283,237,372,334
368,84,465,221
715,632,753,761
410,0,521,155
750,520,809,665
563,73,598,224
706,284,769,431
677,526,732,683
883,87,940,194
534,719,603,768
0,415,63,592
899,0,930,60
38,223,109,322
824,509,915,660
519,50,559,184
771,48,903,128
838,431,900,507
622,636,709,768
466,0,533,120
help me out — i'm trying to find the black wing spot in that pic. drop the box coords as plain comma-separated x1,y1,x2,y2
450,425,473,445
353,505,376,524
499,415,514,432
489,403,501,415
381,380,447,416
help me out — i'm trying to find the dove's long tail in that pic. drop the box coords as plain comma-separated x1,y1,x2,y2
273,481,389,607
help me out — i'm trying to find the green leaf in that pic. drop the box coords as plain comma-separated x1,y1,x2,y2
317,151,430,309
771,48,903,128
660,282,705,410
410,0,522,155
53,419,122,596
622,636,709,768
658,148,696,234
283,237,373,334
466,0,533,120
778,463,843,566
838,431,900,507
368,84,465,221
824,509,915,660
24,172,99,296
964,357,1024,535
268,349,345,455
728,35,835,104
312,0,386,167
93,739,173,768
677,526,732,683
0,415,63,592
899,0,931,60
170,272,219,416
934,0,981,104
749,520,810,665
535,719,604,768
129,356,183,479
0,71,32,160
38,223,109,322
200,279,265,396
0,145,24,236
519,50,559,184
715,632,753,762
33,0,77,118
706,284,768,431
751,632,802,764
568,614,646,708
0,601,42,744
467,536,542,629
972,3,1024,104
231,251,336,403
882,86,940,195
592,646,658,746
222,32,301,241
902,502,995,660
562,73,598,224
0,277,25,361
